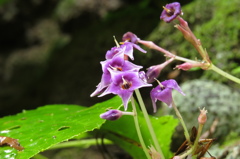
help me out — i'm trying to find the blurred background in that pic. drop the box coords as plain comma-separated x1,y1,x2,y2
0,0,190,117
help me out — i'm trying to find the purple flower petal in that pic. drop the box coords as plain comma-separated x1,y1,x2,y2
100,71,152,110
90,82,108,97
121,42,146,60
161,79,185,96
122,32,140,44
105,46,125,59
93,53,143,97
150,79,185,112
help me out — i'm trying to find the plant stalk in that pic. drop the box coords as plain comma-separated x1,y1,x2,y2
192,124,204,156
209,63,240,84
172,101,190,143
135,89,165,159
131,96,151,159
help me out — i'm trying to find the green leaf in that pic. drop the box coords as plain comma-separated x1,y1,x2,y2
0,96,122,159
100,104,178,159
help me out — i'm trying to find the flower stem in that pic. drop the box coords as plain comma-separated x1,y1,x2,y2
179,147,193,159
130,96,151,159
172,101,190,143
192,123,204,156
138,40,197,63
209,63,240,84
134,89,165,159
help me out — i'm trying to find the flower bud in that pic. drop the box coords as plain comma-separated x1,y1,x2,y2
146,58,174,83
100,109,123,121
146,65,162,83
175,62,193,71
173,156,181,159
149,145,161,159
175,62,206,71
177,17,189,29
198,107,208,125
100,109,134,120
175,24,194,45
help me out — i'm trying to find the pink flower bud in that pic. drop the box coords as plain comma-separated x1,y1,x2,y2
177,17,190,31
175,24,194,44
173,156,181,159
198,107,208,124
176,63,193,71
175,62,206,71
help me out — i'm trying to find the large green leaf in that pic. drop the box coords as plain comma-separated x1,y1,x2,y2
100,104,178,159
0,96,122,159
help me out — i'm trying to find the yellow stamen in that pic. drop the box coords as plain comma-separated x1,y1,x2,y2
155,78,164,88
163,6,171,13
122,76,128,85
113,36,120,47
121,76,131,89
109,65,122,71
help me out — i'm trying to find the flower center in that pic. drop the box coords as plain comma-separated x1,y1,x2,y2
116,67,123,71
156,80,165,90
160,85,165,91
163,6,175,16
121,76,132,90
109,65,123,71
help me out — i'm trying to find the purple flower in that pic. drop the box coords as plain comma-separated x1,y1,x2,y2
150,79,185,112
91,53,142,97
100,109,123,121
105,46,125,60
100,71,152,110
121,42,147,60
122,32,140,44
101,53,142,74
105,42,146,61
160,2,182,23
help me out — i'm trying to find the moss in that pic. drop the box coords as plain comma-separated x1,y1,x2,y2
147,0,240,83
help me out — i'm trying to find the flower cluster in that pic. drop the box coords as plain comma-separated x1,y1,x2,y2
91,33,185,116
91,37,152,110
89,1,225,158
